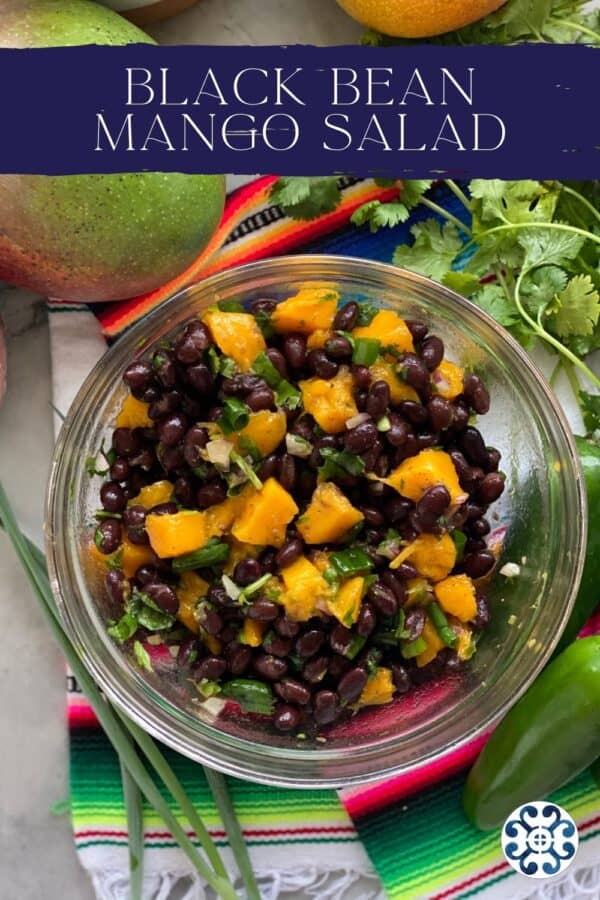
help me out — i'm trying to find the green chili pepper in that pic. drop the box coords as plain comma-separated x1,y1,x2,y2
220,679,275,715
172,539,230,572
428,602,458,648
218,397,249,435
352,338,380,366
330,547,374,578
463,636,600,831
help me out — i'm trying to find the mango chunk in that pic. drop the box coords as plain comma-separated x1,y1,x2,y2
129,480,174,509
278,555,331,621
357,667,394,706
199,629,222,655
434,574,477,623
432,360,464,400
116,394,152,429
204,487,255,539
203,309,266,372
390,532,457,583
353,310,414,354
307,328,334,350
383,449,467,506
271,287,339,335
405,577,434,608
146,510,208,558
416,618,446,667
176,571,209,634
297,482,364,544
328,576,364,626
232,410,286,458
369,359,419,404
120,537,155,579
299,365,358,433
232,477,299,548
451,619,476,660
239,619,267,647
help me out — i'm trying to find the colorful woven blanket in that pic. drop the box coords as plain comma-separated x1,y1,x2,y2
49,177,600,900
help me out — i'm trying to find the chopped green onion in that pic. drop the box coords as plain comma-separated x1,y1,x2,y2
401,636,428,659
352,337,380,366
428,602,458,648
173,539,230,572
218,397,249,435
450,529,467,562
217,298,245,312
395,609,410,641
342,633,367,659
95,509,122,520
252,351,281,388
197,678,222,698
230,450,263,490
239,573,272,603
133,640,153,672
221,678,275,715
238,435,262,462
207,346,221,376
376,415,391,432
330,547,374,578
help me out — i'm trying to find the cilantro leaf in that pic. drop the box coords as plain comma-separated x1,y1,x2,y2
393,220,463,282
401,180,434,208
108,612,138,643
351,200,411,233
472,284,521,327
319,448,366,481
521,266,568,315
548,275,600,338
442,271,481,297
133,640,153,672
580,391,600,433
356,302,379,326
519,227,585,270
270,177,342,221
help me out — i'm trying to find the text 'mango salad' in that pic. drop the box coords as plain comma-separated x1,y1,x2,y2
89,287,505,736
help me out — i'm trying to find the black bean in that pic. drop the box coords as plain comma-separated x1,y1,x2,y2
150,502,179,517
303,655,329,684
374,452,390,478
146,582,178,615
174,475,194,507
338,667,368,704
221,374,263,395
123,360,153,395
291,418,314,441
329,624,354,655
296,629,325,658
394,561,418,580
359,506,384,528
314,690,339,725
366,380,391,420
282,334,307,369
110,457,130,482
122,505,148,545
460,427,489,466
140,384,160,404
472,594,491,630
449,450,474,490
417,485,451,520
384,498,412,528
200,608,224,636
477,472,505,504
105,568,130,607
206,583,229,607
259,548,278,575
398,354,431,397
351,365,372,390
420,336,444,371
183,425,209,467
356,603,377,637
463,373,490,415
485,448,501,472
463,550,496,579
405,607,426,641
148,391,181,421
451,401,470,431
307,349,338,380
265,635,293,657
159,443,185,473
428,396,453,432
391,664,411,693
135,564,159,586
365,528,385,547
251,298,277,316
195,656,227,681
185,363,213,395
94,519,122,555
344,421,378,454
100,481,126,514
368,583,398,617
247,599,279,623
400,400,428,426
466,538,486,553
334,301,360,331
233,558,263,586
196,480,227,509
469,517,491,538
275,677,311,706
277,453,297,492
325,334,353,361
381,570,406,605
112,427,140,458
226,643,253,676
276,537,304,570
128,447,155,470
328,654,351,681
274,704,301,732
394,433,419,463
275,616,301,638
157,413,187,447
246,385,275,412
405,319,428,342
175,322,211,364
266,347,289,379
254,654,288,681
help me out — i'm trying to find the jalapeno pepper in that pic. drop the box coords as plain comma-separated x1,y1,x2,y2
463,636,600,830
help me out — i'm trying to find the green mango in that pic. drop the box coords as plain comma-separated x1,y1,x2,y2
0,1,226,302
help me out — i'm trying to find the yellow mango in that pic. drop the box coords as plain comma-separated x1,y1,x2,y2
416,618,446,667
328,576,364,626
404,577,434,608
357,667,394,707
451,619,476,660
297,482,364,544
232,410,286,457
432,360,465,400
199,628,222,656
176,571,209,634
232,477,299,548
353,310,414,354
369,358,419,404
120,537,155,579
146,510,208,558
278,555,331,621
203,309,266,372
390,532,457,583
434,574,477,623
115,394,152,429
271,287,339,334
307,328,333,349
299,366,358,433
129,480,174,509
204,487,255,539
383,448,467,506
239,619,267,647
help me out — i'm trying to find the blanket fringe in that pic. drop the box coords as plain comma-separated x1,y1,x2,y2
532,864,600,899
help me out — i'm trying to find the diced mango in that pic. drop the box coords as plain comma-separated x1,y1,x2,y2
199,628,222,655
129,480,174,509
297,482,364,544
328,576,364,626
232,477,299,548
383,449,467,506
416,618,446,667
451,619,476,660
353,310,414,354
239,619,267,647
278,555,332,621
115,394,152,429
369,359,419,404
271,287,339,335
307,329,333,350
146,510,208,558
299,366,358,434
232,410,286,458
357,667,394,706
434,574,477,623
176,571,209,634
204,487,255,539
203,309,266,372
432,360,464,400
310,550,331,573
390,533,457,583
121,537,155,579
405,577,434,608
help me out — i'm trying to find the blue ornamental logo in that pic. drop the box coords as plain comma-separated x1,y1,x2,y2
501,802,579,879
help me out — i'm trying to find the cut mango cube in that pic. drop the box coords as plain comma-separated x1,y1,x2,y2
328,576,364,626
299,365,358,434
297,482,364,544
369,358,419,404
115,394,152,429
204,486,255,539
176,571,209,634
129,480,174,509
278,555,331,621
307,328,333,350
434,574,477,623
203,310,266,372
239,619,267,647
383,449,467,506
120,537,155,579
357,667,394,706
353,310,414,354
232,410,286,458
416,618,446,667
432,360,465,400
146,510,208,558
232,477,299,548
390,533,457,583
271,287,338,335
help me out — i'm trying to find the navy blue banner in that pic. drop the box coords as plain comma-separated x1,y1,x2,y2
0,44,597,176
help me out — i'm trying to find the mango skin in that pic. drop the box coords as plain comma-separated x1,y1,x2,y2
0,1,225,302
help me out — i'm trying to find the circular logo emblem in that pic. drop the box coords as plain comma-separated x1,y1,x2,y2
501,802,579,879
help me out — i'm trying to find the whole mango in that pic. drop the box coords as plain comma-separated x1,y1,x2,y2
336,0,508,38
0,1,225,302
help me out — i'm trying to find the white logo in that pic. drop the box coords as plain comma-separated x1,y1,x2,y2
501,802,579,879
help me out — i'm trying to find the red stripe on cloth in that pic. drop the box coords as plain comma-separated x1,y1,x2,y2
75,826,355,839
431,862,509,900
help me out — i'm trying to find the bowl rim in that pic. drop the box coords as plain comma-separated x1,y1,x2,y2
45,254,587,787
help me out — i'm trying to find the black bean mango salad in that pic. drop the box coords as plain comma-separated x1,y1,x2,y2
89,288,504,734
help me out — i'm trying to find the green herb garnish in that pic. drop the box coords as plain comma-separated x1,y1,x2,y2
428,602,458,648
330,547,374,578
218,397,249,435
352,337,381,366
252,351,281,388
451,529,468,563
401,636,428,659
217,298,245,312
172,539,230,572
229,450,263,490
356,302,380,326
133,640,153,672
220,678,275,715
318,448,366,481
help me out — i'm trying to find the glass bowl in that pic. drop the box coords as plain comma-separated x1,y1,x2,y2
46,255,586,788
